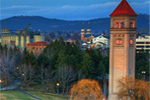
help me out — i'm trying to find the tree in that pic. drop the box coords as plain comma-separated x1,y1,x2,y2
117,77,150,100
0,46,20,86
21,51,37,66
56,65,76,94
136,50,149,80
70,79,103,100
81,53,94,79
16,64,35,87
82,49,107,79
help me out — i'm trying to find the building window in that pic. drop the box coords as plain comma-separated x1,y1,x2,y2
121,22,125,28
114,21,119,28
114,21,124,28
146,46,150,48
130,21,135,28
136,42,144,44
146,42,150,44
136,46,144,48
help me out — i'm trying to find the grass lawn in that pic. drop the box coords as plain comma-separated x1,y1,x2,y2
0,90,69,100
27,91,69,100
0,91,36,100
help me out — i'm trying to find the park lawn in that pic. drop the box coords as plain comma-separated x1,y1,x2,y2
0,91,36,100
26,91,69,100
0,94,7,100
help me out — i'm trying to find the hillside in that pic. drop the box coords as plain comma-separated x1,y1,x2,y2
0,14,149,32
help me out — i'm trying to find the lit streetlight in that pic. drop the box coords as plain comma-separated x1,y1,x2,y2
56,83,60,94
0,80,1,89
141,71,146,81
0,79,4,89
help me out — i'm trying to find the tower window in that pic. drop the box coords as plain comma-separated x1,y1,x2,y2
130,21,135,28
114,21,119,28
121,22,125,28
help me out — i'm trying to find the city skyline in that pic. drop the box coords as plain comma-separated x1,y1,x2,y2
0,0,149,20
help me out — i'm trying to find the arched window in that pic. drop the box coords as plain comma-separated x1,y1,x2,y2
130,21,135,28
114,21,119,28
121,22,125,28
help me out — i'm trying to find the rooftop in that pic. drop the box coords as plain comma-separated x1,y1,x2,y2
110,0,137,16
26,41,48,46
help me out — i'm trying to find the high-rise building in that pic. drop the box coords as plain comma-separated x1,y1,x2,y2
109,0,137,99
136,35,150,53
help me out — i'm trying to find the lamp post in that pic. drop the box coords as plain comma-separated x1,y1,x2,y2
56,83,60,94
0,80,2,89
141,71,146,81
0,79,4,89
21,73,25,90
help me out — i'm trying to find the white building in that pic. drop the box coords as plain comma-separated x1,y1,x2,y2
92,34,110,48
136,35,150,53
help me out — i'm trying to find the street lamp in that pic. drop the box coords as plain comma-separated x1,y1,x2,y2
56,83,60,94
141,71,146,81
0,79,2,88
0,79,4,89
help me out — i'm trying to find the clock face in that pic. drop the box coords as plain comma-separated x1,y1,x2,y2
130,39,133,45
115,38,123,45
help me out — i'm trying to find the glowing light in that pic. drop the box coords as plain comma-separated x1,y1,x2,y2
56,83,60,86
115,39,123,45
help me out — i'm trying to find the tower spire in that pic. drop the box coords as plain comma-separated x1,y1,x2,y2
87,22,91,35
81,22,85,35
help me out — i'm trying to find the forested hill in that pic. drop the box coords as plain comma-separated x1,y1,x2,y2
0,14,149,32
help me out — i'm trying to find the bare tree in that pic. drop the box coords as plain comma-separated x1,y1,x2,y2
16,64,35,88
57,65,76,94
0,48,18,86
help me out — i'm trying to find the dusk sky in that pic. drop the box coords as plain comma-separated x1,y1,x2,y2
0,0,149,20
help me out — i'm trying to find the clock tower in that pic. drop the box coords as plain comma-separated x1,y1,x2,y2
109,0,137,99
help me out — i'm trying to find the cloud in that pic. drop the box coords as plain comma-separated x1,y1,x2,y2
0,0,149,20
131,1,149,5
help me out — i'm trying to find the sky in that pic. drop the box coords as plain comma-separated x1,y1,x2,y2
0,0,149,20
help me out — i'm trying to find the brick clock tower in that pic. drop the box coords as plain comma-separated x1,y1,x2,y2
109,0,137,100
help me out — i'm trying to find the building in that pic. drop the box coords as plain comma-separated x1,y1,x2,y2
33,35,45,42
81,23,94,43
92,34,110,48
136,35,150,53
25,41,47,56
1,28,30,50
109,0,137,100
25,41,48,56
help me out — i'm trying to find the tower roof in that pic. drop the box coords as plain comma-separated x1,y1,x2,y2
110,0,137,16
